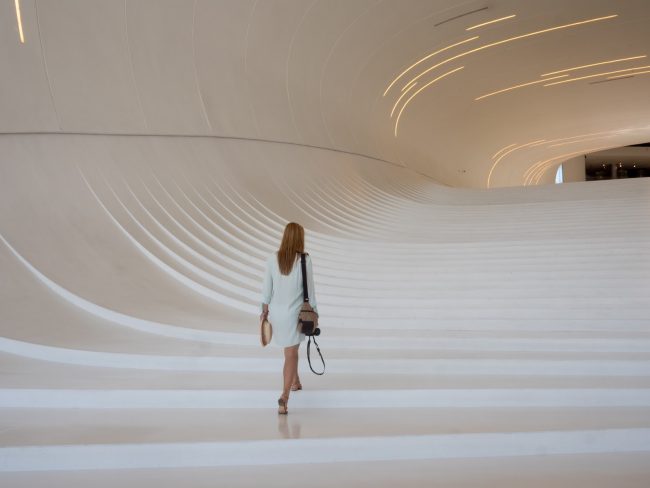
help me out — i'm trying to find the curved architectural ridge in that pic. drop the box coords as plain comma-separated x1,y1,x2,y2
3,429,650,472
0,132,649,479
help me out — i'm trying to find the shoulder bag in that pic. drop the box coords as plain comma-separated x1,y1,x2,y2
298,253,325,375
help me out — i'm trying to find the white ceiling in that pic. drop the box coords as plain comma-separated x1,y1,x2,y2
2,0,650,188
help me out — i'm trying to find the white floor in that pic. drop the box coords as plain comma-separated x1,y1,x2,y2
1,134,649,485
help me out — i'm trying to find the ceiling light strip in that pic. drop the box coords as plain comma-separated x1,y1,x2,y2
547,135,615,148
540,130,624,145
531,134,650,183
391,82,417,117
543,64,650,86
466,14,516,31
608,69,650,79
492,143,518,160
15,0,25,43
530,146,609,184
383,37,478,97
525,145,610,183
401,79,418,92
475,74,568,101
541,55,647,76
396,14,618,94
486,139,545,187
394,66,464,137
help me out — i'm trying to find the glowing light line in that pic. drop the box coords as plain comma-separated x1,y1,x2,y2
541,55,647,76
398,15,618,92
486,139,545,187
527,145,611,184
383,37,478,96
15,0,25,43
543,64,650,86
524,145,610,183
608,69,650,79
547,135,614,148
466,14,516,31
475,74,567,101
492,143,518,160
401,79,418,92
394,67,464,137
390,82,417,117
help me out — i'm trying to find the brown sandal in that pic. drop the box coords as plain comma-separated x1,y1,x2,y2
291,381,302,391
278,397,288,415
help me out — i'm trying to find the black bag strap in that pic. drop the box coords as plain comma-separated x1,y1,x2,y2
307,335,325,375
300,253,309,303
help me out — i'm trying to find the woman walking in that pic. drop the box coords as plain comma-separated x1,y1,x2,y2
261,222,318,414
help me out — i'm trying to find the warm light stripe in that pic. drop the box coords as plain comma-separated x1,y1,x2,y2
401,79,418,92
475,74,568,101
390,82,417,117
14,0,25,43
541,55,647,76
543,64,650,86
539,130,625,146
524,145,610,183
466,14,516,31
529,145,611,184
608,69,650,79
486,139,545,188
383,37,478,96
399,15,618,92
547,135,613,148
492,143,518,160
394,67,464,137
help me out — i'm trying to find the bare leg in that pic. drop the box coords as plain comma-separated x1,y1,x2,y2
282,344,299,403
293,346,302,389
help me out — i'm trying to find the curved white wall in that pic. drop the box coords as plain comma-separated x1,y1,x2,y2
1,134,649,479
2,0,650,187
2,0,650,481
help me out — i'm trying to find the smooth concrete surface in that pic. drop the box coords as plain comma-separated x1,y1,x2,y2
4,454,650,488
0,132,649,483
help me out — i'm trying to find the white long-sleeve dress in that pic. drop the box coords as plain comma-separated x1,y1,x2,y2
261,252,318,347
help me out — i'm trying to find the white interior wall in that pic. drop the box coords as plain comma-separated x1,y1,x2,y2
2,0,650,187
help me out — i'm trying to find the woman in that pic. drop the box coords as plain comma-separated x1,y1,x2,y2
261,222,318,414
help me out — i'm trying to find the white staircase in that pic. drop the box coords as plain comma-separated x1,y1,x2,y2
1,134,649,486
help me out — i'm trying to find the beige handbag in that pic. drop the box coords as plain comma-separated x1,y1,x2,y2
298,253,325,375
260,316,272,347
298,253,319,336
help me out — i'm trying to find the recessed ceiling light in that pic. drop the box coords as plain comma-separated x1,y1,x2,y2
393,66,464,137
543,64,650,86
608,69,650,80
475,74,567,101
548,135,614,148
390,82,418,117
383,37,478,97
487,139,545,187
492,143,518,160
526,145,611,184
466,14,516,31
541,55,647,76
14,0,25,43
389,14,618,95
401,79,418,92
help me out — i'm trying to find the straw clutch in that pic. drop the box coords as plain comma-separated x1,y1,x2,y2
260,317,272,346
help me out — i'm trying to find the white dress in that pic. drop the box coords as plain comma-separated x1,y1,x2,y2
261,252,318,347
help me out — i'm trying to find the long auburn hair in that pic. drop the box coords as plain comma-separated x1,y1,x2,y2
277,222,304,275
